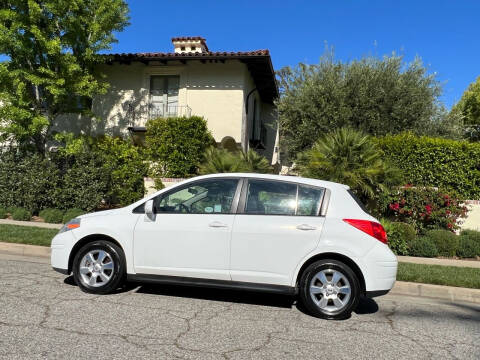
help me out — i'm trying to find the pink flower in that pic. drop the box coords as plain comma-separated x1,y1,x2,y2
389,203,400,211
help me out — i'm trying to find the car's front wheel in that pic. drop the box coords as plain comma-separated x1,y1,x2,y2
299,259,360,320
73,240,125,294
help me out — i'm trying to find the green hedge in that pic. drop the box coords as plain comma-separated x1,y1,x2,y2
376,133,480,199
146,116,215,178
0,152,59,213
0,136,147,212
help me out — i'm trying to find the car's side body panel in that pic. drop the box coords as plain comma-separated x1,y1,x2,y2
132,213,234,280
230,214,325,285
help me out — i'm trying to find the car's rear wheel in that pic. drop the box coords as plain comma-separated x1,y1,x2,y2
73,240,125,294
299,259,360,320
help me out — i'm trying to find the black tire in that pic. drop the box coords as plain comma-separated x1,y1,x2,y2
72,240,126,295
299,259,360,320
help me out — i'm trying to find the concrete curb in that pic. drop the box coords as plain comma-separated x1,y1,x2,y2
391,281,480,304
0,242,50,258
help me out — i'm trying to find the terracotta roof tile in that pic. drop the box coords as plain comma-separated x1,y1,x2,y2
171,36,206,42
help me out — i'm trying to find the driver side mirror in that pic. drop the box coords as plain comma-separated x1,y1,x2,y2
145,199,155,221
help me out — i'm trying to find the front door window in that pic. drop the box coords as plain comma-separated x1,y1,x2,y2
154,179,239,214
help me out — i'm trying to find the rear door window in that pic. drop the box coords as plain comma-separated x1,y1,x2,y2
297,186,325,216
245,180,297,215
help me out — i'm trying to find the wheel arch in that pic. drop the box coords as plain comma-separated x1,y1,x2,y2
295,252,366,295
68,234,124,274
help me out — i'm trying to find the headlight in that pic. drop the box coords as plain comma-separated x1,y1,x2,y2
58,218,81,234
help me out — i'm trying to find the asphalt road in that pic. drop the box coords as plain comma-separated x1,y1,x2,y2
1,253,479,360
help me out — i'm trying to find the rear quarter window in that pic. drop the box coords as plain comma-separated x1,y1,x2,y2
347,189,369,214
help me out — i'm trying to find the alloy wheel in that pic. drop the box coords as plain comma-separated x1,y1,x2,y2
309,268,351,312
79,250,114,287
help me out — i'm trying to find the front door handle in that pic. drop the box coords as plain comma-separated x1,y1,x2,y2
296,224,317,231
209,221,228,228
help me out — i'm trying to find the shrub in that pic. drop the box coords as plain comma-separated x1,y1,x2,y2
383,186,468,233
0,151,60,213
62,208,85,223
376,133,480,199
382,220,416,255
0,207,7,219
39,208,64,224
460,229,480,241
424,230,459,257
53,151,109,211
457,230,480,258
409,237,439,258
94,137,148,206
456,236,480,258
146,116,215,178
11,208,32,221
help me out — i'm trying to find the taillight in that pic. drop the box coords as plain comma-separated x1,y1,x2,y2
343,219,388,244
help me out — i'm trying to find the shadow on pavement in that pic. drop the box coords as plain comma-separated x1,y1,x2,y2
134,282,296,309
354,297,379,315
63,275,380,315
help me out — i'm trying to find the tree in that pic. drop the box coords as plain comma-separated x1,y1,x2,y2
0,0,129,153
452,76,480,141
295,128,401,201
277,52,452,161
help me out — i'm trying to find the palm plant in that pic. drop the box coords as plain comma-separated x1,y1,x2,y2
198,148,273,175
242,149,273,173
296,128,401,200
198,147,249,175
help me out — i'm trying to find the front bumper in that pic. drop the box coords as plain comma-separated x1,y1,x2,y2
50,230,76,274
52,267,70,275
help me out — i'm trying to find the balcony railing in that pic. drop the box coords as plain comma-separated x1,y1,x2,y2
149,105,192,119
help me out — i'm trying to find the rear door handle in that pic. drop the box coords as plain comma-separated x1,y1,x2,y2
296,224,317,231
209,221,228,228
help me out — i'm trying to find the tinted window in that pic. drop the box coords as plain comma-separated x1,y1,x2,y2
297,186,324,216
154,179,238,214
245,180,297,215
347,189,369,213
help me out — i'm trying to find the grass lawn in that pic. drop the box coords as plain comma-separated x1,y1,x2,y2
0,224,57,247
397,262,480,289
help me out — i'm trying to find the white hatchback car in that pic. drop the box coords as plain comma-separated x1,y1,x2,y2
51,173,397,319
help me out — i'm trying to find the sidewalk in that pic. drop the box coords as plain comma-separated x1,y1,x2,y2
398,255,480,268
0,218,62,229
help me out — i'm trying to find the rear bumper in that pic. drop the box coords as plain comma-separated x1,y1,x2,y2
363,242,398,293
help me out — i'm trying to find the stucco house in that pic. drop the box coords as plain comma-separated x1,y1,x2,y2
55,36,280,163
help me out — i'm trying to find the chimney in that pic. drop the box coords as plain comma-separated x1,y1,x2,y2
171,36,209,54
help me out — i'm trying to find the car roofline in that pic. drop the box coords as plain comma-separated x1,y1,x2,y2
127,173,349,210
